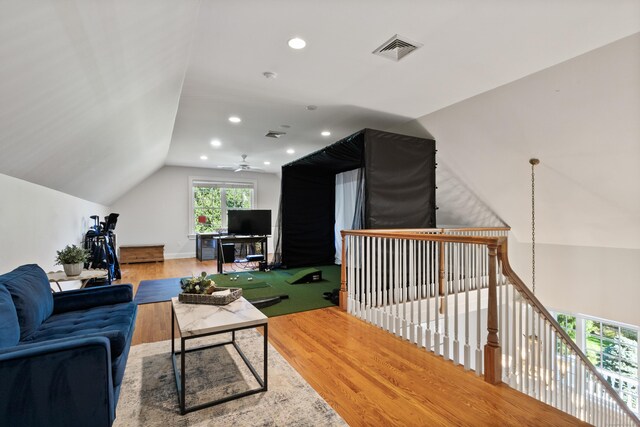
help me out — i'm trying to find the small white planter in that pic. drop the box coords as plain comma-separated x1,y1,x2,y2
63,262,84,277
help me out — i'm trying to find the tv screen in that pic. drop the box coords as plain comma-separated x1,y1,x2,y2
227,210,272,236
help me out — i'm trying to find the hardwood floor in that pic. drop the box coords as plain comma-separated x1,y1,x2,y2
120,258,587,426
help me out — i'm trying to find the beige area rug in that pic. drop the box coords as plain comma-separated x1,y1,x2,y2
114,330,346,427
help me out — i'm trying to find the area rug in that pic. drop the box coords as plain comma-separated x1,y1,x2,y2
114,330,346,426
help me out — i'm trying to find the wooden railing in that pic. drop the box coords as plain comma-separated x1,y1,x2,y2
339,228,639,426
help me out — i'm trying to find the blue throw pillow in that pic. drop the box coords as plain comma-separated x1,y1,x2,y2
0,285,20,348
0,264,54,340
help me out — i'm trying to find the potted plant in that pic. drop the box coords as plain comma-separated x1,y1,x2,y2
55,245,89,277
179,272,242,305
180,272,217,295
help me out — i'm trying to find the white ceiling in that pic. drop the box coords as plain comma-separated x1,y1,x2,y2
1,0,639,204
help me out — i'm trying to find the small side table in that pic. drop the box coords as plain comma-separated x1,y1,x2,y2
171,297,268,415
47,269,108,292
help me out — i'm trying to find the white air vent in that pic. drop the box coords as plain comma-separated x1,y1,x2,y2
265,131,286,138
373,34,422,61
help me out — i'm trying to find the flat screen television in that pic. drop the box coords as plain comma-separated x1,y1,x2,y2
227,210,272,236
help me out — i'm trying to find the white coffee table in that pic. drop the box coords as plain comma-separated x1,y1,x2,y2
170,296,268,415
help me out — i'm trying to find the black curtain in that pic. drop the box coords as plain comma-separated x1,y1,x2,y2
365,130,436,228
278,128,436,268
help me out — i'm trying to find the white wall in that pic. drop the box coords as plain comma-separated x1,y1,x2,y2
0,173,109,274
509,240,640,327
111,165,281,259
389,34,640,328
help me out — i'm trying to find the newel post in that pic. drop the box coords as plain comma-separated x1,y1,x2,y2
339,231,347,311
484,242,502,384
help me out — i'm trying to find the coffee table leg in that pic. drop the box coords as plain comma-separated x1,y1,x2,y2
180,337,186,414
264,323,268,391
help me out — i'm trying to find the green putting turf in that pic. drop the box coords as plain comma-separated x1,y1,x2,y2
207,265,341,317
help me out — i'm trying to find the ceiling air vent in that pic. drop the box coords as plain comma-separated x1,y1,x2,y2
372,34,422,61
265,130,286,138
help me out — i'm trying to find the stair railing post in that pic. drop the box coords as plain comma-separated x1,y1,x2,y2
339,231,348,310
484,241,502,384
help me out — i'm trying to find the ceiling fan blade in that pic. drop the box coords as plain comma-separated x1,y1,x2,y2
233,167,243,172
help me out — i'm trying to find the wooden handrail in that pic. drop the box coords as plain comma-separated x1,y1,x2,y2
498,241,640,424
341,229,507,246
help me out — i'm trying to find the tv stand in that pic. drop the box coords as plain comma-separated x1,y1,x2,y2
216,235,268,273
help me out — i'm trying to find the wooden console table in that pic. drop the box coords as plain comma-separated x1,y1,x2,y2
47,269,108,292
119,244,164,264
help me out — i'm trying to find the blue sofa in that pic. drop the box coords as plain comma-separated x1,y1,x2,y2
0,264,137,427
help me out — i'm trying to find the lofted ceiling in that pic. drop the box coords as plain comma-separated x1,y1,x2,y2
0,0,639,205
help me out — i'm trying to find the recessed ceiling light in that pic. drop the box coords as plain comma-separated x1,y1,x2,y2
321,131,331,137
263,71,277,79
288,38,306,49
286,148,295,155
264,161,271,165
210,139,222,147
306,105,317,111
200,155,208,160
228,116,241,123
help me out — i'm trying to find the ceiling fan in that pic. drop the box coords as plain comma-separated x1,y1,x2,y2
218,154,264,173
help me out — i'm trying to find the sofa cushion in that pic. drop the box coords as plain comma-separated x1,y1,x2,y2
23,302,136,359
0,285,20,349
0,264,53,340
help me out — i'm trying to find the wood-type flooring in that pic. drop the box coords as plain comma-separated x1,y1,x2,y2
119,258,587,426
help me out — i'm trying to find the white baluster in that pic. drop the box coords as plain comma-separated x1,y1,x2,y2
443,242,450,360
417,240,423,348
475,244,482,374
453,242,460,365
434,242,441,356
464,244,471,370
425,241,432,352
409,239,415,343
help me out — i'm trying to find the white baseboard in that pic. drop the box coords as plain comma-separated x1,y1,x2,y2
164,252,196,260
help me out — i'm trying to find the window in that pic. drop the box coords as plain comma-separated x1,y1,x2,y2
554,311,638,414
191,179,255,234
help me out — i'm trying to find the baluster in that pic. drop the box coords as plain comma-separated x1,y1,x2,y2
503,281,510,381
453,242,460,364
525,303,530,395
417,240,423,348
409,239,415,343
464,244,471,370
511,286,517,388
475,244,482,374
425,241,432,352
434,241,441,356
401,240,407,339
443,242,450,360
365,236,370,323
394,238,400,336
519,297,524,391
376,237,382,327
542,318,548,404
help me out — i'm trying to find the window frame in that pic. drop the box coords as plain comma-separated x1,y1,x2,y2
188,176,257,236
552,309,639,414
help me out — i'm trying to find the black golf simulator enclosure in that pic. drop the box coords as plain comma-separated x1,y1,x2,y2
277,128,436,268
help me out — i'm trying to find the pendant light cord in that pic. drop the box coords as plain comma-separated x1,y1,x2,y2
530,159,539,295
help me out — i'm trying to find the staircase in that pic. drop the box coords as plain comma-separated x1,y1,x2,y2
338,228,639,426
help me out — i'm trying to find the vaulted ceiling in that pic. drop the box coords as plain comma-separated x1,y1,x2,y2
1,0,639,207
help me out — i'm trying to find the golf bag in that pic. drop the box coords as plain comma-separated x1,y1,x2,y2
84,213,121,284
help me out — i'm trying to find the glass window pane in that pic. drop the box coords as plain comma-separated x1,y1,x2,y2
225,188,253,209
194,187,213,207
621,327,638,342
586,335,601,353
587,320,601,337
586,349,601,367
602,323,618,340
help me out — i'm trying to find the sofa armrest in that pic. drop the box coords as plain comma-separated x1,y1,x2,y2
53,284,133,314
0,336,115,427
